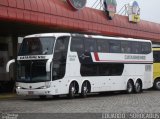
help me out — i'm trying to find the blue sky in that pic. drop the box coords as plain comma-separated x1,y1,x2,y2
86,0,160,24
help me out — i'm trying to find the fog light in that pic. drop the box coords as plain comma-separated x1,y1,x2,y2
16,86,22,89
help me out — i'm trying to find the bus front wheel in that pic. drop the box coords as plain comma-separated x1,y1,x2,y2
68,82,77,99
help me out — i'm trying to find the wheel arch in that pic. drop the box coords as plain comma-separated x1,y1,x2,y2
154,77,160,83
127,79,134,85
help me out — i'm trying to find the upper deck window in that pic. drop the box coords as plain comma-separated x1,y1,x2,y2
18,37,55,56
70,37,84,52
96,39,108,53
70,36,151,54
109,40,121,53
84,38,97,52
121,41,131,53
141,42,151,54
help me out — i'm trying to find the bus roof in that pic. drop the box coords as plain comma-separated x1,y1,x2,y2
25,33,151,43
25,33,71,38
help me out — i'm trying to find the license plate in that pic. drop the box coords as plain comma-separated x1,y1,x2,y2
28,91,34,95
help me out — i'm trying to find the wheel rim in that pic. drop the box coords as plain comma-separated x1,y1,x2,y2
81,82,89,97
127,82,133,93
71,86,76,96
83,86,87,92
83,83,88,94
156,81,160,89
135,82,141,92
84,82,88,94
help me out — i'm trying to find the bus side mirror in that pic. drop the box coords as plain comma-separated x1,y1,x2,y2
6,59,15,72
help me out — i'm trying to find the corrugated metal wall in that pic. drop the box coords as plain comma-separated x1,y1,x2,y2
0,0,159,41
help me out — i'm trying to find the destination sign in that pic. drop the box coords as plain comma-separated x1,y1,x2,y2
19,56,46,60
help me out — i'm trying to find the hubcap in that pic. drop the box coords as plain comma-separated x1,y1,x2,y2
136,83,141,92
156,82,160,89
83,86,87,93
128,83,132,92
71,87,75,94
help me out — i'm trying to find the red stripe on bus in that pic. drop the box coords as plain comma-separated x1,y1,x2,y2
94,52,100,61
93,52,152,63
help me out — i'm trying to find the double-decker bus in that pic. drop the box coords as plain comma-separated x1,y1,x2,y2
6,33,153,98
153,47,160,90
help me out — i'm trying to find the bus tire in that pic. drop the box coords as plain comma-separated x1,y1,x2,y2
134,80,142,93
68,82,77,99
126,80,134,94
81,81,90,98
39,95,47,99
52,95,59,99
154,79,160,90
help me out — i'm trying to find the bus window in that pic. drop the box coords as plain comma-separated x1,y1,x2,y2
84,38,97,52
141,42,151,54
53,37,69,80
109,40,121,53
53,37,69,61
19,37,55,55
132,42,141,54
70,37,84,52
80,64,97,76
121,41,131,53
29,38,43,55
80,63,124,76
97,39,108,53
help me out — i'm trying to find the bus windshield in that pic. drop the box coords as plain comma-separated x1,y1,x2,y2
18,37,55,55
17,60,50,82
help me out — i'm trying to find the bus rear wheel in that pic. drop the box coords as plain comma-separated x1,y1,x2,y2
81,81,89,98
154,79,160,90
126,80,134,94
134,80,142,93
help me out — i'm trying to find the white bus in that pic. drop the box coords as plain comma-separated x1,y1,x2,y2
7,33,153,98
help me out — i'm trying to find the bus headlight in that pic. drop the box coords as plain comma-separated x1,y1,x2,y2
16,86,23,89
16,82,22,89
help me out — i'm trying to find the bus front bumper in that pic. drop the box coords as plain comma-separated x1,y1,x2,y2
16,88,52,96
